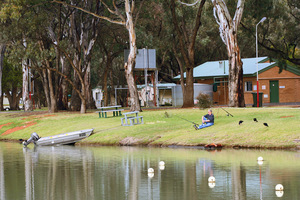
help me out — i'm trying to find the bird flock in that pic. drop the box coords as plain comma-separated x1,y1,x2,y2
239,118,268,127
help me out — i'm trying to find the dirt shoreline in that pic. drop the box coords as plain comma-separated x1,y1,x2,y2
2,138,299,151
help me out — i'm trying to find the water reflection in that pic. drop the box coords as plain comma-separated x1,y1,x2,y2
0,150,5,200
22,145,95,200
0,143,299,200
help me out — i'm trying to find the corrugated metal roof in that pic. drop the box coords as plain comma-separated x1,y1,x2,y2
174,57,275,79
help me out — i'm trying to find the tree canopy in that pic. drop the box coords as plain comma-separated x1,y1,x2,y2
0,0,298,111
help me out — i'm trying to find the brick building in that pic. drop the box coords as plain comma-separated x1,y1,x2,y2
174,57,300,106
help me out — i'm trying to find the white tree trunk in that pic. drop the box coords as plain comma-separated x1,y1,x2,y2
0,44,5,111
212,0,245,107
53,0,140,111
124,0,141,111
22,59,33,111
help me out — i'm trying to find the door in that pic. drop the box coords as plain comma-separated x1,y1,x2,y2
270,80,279,103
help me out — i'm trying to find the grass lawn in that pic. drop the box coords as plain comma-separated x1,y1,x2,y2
0,107,299,148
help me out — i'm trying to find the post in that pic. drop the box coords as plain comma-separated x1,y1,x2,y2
115,88,117,106
155,70,159,107
29,67,31,100
256,24,259,107
144,48,148,107
256,17,266,107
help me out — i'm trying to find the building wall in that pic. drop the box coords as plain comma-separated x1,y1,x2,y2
243,77,256,105
196,79,228,105
259,66,300,104
196,65,300,105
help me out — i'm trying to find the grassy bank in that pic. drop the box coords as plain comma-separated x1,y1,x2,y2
0,107,299,148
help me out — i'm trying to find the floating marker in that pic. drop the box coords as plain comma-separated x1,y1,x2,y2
275,190,284,197
148,172,154,178
159,165,165,170
208,176,215,183
257,156,264,161
159,161,165,166
148,168,154,173
275,184,284,191
257,160,263,165
208,182,216,188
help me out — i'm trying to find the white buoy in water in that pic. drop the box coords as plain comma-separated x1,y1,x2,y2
159,165,165,170
159,161,165,166
275,184,284,191
208,176,215,183
208,182,216,188
257,160,263,165
148,168,154,173
275,190,284,197
148,172,154,178
257,156,264,161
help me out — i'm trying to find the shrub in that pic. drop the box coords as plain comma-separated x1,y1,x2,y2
196,93,213,109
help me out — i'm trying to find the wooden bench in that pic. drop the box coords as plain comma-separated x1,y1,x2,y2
96,105,124,118
121,111,144,126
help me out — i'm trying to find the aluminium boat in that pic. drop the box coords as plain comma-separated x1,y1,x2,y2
22,128,94,146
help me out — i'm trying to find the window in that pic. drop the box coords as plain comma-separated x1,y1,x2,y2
245,81,252,92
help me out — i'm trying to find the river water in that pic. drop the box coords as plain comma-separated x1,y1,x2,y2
0,142,299,200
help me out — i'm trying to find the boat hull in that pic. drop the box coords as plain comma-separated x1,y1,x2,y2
35,129,94,146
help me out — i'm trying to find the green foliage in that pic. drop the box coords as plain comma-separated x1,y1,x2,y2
196,93,213,109
241,0,300,66
0,0,298,113
0,3,22,21
2,58,22,91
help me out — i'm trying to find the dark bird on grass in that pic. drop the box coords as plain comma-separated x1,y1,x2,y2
253,118,258,122
164,111,169,118
263,123,269,127
239,120,244,125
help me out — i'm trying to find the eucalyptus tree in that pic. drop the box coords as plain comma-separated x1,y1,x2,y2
169,0,206,107
96,24,126,106
53,0,144,111
2,59,22,110
0,0,37,111
211,0,245,107
0,44,5,110
240,0,300,66
135,1,226,84
44,0,101,113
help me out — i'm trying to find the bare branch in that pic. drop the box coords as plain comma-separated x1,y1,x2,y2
178,0,200,6
134,0,145,27
190,0,206,53
101,0,126,22
52,0,125,25
170,0,190,67
213,7,220,25
42,65,84,100
233,0,245,31
131,0,135,13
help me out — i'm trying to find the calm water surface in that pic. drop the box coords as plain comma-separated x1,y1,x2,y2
0,142,299,200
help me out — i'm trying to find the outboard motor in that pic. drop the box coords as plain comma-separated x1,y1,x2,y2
23,132,40,147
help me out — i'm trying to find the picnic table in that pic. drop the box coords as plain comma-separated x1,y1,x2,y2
96,105,124,118
121,111,144,126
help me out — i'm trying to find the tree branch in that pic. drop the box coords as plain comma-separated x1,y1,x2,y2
41,65,84,100
134,0,145,27
52,0,125,25
240,22,300,65
233,0,245,31
190,0,206,53
178,0,200,6
170,0,191,67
